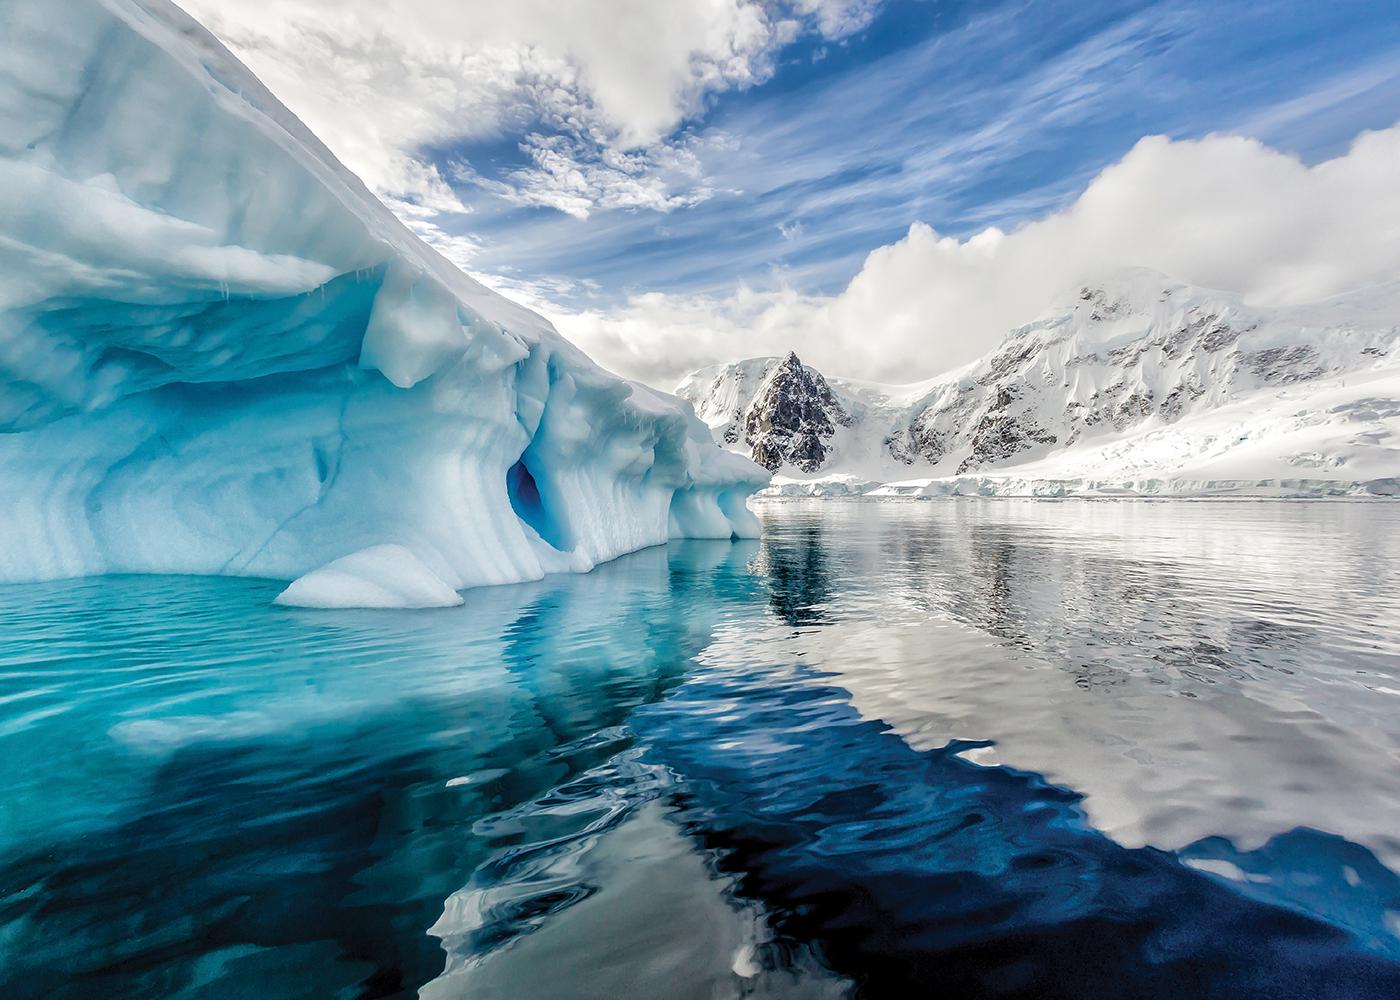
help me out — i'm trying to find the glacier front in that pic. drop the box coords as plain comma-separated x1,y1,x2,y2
0,0,766,604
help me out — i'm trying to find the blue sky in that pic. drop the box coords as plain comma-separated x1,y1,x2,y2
427,0,1400,307
192,0,1400,383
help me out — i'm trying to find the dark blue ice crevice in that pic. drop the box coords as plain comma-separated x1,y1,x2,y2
506,455,571,552
627,656,1400,998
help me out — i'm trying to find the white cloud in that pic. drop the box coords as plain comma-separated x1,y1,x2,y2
179,0,871,213
549,123,1400,388
450,131,728,220
792,0,882,39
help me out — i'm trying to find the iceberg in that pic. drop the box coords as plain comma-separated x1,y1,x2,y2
0,0,766,603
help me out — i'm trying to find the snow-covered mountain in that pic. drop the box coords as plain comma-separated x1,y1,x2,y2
677,270,1400,497
0,0,765,606
689,353,855,472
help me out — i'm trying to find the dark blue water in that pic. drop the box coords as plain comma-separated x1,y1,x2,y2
2,501,1399,998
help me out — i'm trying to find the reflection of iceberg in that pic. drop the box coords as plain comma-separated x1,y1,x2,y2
0,540,772,993
421,538,850,998
0,0,765,603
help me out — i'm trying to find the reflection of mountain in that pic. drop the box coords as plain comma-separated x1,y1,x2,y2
756,502,1400,875
752,522,834,627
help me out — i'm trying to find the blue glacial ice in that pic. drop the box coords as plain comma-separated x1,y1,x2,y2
0,0,767,606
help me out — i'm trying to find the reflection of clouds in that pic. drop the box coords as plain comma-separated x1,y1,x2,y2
752,500,1400,876
811,615,1400,873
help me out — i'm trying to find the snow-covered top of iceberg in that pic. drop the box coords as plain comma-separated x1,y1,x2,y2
0,0,766,598
1,0,575,414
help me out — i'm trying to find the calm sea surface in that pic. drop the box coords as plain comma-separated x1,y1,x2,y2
2,500,1399,998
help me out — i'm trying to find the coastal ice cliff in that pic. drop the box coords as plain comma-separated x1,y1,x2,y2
0,0,766,605
678,270,1400,498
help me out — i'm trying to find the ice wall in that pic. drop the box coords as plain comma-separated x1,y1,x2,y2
0,0,766,602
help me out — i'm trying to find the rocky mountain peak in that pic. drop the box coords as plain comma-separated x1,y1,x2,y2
743,352,853,472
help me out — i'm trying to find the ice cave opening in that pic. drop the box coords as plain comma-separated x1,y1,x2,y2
506,458,570,552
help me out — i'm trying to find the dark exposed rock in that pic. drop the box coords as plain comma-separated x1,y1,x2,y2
1079,286,1129,322
958,409,1057,473
743,352,852,472
1107,341,1151,367
1245,345,1326,385
1199,318,1242,353
1114,391,1155,428
887,414,948,466
977,342,1039,385
1160,380,1206,422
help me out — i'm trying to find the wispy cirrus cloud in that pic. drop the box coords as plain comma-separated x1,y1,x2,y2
449,131,731,220
792,0,884,39
429,1,1217,298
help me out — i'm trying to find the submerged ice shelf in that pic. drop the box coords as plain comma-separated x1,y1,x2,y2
0,0,766,606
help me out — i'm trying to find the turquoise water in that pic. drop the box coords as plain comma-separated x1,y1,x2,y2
2,501,1400,998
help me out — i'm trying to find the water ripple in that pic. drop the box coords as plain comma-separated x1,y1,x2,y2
0,503,1397,997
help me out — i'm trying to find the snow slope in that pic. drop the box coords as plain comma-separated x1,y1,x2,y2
0,0,766,604
678,270,1400,498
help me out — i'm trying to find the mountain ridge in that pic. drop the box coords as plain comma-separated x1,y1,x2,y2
675,269,1400,497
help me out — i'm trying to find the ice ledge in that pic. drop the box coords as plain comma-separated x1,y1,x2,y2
275,544,464,609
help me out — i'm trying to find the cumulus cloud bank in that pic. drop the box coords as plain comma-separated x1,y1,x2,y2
551,123,1400,388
